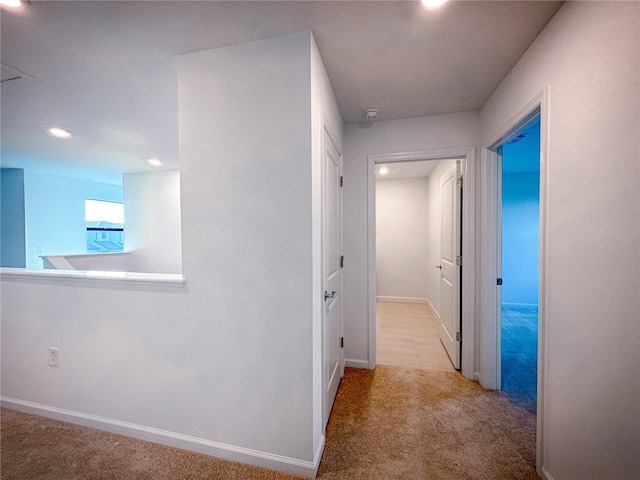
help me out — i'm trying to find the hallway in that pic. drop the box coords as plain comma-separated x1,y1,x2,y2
376,300,456,372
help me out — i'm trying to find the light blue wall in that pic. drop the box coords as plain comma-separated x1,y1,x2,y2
23,170,122,269
502,172,539,305
501,118,540,306
1,169,27,267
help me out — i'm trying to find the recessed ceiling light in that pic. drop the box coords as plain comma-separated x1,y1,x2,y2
1,0,22,7
147,158,162,167
46,126,72,139
378,167,389,175
421,0,447,8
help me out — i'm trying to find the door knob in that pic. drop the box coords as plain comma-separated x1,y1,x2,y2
436,265,442,269
324,290,336,301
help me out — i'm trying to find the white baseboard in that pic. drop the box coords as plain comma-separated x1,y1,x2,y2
376,296,428,304
1,397,319,478
344,358,370,369
540,466,555,480
425,297,439,319
312,435,325,478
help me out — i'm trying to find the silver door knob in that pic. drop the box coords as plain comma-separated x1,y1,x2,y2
324,291,336,301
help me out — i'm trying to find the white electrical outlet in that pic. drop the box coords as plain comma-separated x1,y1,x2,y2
48,347,59,367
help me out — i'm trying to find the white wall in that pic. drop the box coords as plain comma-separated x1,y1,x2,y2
23,170,123,269
424,159,457,316
480,2,639,478
1,31,337,478
343,112,480,366
181,29,314,464
123,170,182,274
375,177,429,301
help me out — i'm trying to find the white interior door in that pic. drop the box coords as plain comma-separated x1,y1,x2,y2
439,161,461,369
322,126,343,428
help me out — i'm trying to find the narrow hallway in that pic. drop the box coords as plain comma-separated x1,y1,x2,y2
376,300,456,372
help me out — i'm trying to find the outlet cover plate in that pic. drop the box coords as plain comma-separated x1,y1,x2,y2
48,347,59,367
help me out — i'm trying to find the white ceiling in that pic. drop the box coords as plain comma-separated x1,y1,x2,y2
0,0,562,184
376,160,440,180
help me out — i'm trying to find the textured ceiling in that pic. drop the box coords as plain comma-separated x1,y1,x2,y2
0,1,562,183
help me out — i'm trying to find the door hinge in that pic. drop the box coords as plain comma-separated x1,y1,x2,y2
497,278,503,286
340,255,344,268
340,337,344,348
457,175,463,188
456,255,462,266
456,332,462,342
340,176,344,187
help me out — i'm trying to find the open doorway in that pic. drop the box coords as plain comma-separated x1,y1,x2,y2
374,159,461,372
481,91,548,472
367,148,475,378
498,116,540,414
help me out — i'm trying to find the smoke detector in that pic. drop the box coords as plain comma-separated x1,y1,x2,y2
363,108,379,120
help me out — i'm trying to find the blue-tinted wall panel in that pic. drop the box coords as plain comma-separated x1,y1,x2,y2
502,172,539,305
23,170,122,269
501,117,540,306
1,168,26,267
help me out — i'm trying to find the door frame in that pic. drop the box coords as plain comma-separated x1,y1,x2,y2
367,147,476,380
480,86,549,475
321,112,344,428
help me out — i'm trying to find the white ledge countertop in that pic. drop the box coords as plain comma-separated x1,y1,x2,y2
0,267,186,286
39,251,133,258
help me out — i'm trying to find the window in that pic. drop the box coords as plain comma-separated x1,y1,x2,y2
85,199,124,252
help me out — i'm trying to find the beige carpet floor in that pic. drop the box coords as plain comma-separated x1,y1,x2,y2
1,366,537,479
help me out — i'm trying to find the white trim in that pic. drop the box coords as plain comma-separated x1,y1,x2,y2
311,107,323,480
480,146,500,390
480,85,550,478
322,111,343,154
426,297,441,321
460,148,476,379
540,466,556,480
42,251,133,259
312,434,325,478
486,93,545,151
1,397,319,478
376,296,427,304
0,267,185,287
367,154,378,370
367,148,476,379
344,358,369,369
537,85,550,480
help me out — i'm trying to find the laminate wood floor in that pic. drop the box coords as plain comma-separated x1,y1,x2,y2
376,301,456,372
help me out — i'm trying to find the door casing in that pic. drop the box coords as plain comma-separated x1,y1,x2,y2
481,87,549,476
366,147,476,380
